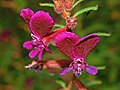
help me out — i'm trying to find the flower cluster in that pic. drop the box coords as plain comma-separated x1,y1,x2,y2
53,0,74,14
20,8,70,60
20,1,100,77
53,0,77,29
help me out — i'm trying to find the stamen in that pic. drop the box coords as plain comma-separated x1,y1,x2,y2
31,33,40,41
78,67,81,73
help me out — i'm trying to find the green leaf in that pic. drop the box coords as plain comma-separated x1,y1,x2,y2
39,3,54,7
97,66,106,70
47,74,66,88
54,24,65,28
86,80,102,87
73,5,98,17
73,0,83,9
56,79,66,88
94,32,111,37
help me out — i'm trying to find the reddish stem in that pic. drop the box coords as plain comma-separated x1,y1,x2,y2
42,27,70,45
73,75,87,90
25,59,72,70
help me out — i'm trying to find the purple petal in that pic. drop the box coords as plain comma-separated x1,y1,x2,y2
74,71,79,76
72,34,100,60
55,32,79,59
29,49,39,58
23,41,33,49
20,8,34,23
35,68,41,72
86,66,98,75
60,66,73,75
30,11,54,38
38,49,43,60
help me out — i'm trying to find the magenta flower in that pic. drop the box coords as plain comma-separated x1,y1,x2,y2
20,8,54,60
55,32,100,76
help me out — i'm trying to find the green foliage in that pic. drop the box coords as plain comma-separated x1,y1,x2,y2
86,80,102,87
73,5,98,17
39,3,54,7
94,32,111,37
53,24,65,28
73,0,83,9
47,74,66,88
97,66,106,70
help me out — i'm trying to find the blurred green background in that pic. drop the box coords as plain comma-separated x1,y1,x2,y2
0,0,120,90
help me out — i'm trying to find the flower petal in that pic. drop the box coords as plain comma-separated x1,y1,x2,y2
74,71,82,76
60,66,73,75
38,49,44,60
30,11,54,38
29,49,39,58
23,41,33,49
55,32,79,58
86,66,98,75
20,8,34,23
72,34,100,60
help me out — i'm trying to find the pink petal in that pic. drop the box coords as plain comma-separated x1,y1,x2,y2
55,32,79,58
29,49,39,58
60,66,73,75
72,34,100,60
74,71,79,76
38,49,43,60
20,8,34,23
86,66,98,75
23,41,33,49
74,71,82,76
30,11,54,38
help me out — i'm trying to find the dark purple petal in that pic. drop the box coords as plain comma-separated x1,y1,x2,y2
23,41,33,49
86,66,98,75
55,32,79,58
30,11,54,38
60,66,73,75
29,49,39,58
72,34,100,60
20,8,34,23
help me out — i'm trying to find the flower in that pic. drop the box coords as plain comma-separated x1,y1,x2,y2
55,32,100,76
20,8,54,60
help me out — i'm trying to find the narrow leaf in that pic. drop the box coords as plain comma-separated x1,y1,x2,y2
94,32,111,37
48,74,66,88
39,3,54,7
56,80,66,88
54,24,65,28
73,5,98,17
86,80,102,87
73,0,83,9
97,66,106,70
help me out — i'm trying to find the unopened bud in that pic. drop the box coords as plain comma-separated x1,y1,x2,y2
66,17,77,29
